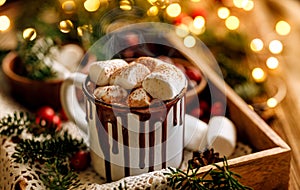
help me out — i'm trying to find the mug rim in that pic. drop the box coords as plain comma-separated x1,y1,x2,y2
82,76,187,111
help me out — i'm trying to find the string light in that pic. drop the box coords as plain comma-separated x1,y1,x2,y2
175,23,189,37
217,7,230,19
0,15,10,31
266,57,279,70
148,0,169,9
59,20,73,33
62,0,76,14
252,67,266,82
275,20,291,36
0,0,6,6
242,0,254,11
184,35,196,48
267,98,278,108
233,0,249,9
250,38,264,52
225,16,239,30
119,0,132,11
84,0,100,12
147,6,159,16
269,40,283,54
166,3,181,18
22,28,37,41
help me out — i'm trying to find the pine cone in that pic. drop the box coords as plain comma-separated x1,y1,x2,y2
188,148,223,168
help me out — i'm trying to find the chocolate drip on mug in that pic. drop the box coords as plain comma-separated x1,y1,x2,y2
139,121,146,169
121,117,130,177
111,117,119,154
173,104,178,126
162,119,167,169
95,107,112,182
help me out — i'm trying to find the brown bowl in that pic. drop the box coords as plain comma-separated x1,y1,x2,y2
2,51,64,110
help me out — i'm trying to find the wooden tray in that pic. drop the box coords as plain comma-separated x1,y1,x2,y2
167,33,291,189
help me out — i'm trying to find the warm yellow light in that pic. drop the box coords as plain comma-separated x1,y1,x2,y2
148,0,169,9
269,40,283,54
175,24,189,37
266,57,279,70
0,0,6,6
119,0,132,11
217,7,230,19
22,28,37,41
62,0,76,14
193,16,205,29
252,67,266,82
190,0,201,2
184,35,196,48
233,0,249,8
250,38,264,52
189,23,205,35
225,16,239,30
267,98,278,108
243,0,254,11
166,3,181,18
147,6,159,16
84,0,100,12
0,15,10,31
275,21,291,36
59,20,73,33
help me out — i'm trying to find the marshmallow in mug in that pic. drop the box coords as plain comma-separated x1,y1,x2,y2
207,116,237,157
142,63,187,100
88,59,128,86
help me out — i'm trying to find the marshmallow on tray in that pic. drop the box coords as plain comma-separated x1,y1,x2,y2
110,63,151,89
184,114,208,152
142,63,187,100
88,59,128,86
93,85,128,104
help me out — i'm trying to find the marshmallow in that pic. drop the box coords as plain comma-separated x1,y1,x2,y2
89,59,128,86
127,88,152,107
110,63,150,89
184,114,208,151
93,85,128,104
207,116,237,157
135,57,164,71
142,63,187,100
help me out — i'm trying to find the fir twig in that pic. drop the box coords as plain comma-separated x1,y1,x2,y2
0,112,33,137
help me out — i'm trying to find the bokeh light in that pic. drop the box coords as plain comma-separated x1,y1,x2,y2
243,0,254,11
166,3,181,18
184,35,196,48
267,98,278,108
225,16,240,30
252,67,266,82
217,7,230,19
250,38,264,52
0,15,10,31
275,20,291,36
269,40,283,54
147,6,159,16
175,23,189,37
0,0,6,6
233,0,249,8
59,20,74,33
84,0,100,12
119,0,132,11
266,57,279,70
23,28,37,41
62,0,76,14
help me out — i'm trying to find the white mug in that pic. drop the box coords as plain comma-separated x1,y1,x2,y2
60,73,187,181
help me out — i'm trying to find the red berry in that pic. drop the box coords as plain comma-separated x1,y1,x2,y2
190,107,204,118
52,115,62,131
36,106,56,121
70,150,90,171
185,67,202,82
211,101,225,116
